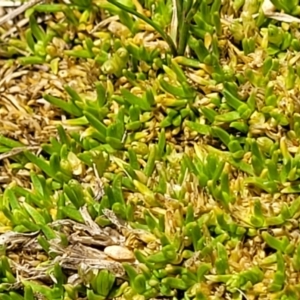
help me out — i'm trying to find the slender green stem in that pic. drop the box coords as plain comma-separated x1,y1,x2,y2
176,0,183,37
178,0,202,55
107,0,177,56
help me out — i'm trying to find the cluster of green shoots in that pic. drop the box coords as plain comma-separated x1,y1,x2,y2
1,0,300,299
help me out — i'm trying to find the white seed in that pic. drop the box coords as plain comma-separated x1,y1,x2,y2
104,245,134,261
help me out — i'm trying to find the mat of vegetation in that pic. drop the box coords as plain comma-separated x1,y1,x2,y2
1,0,300,299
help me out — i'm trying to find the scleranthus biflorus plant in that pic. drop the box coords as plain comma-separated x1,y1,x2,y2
1,0,300,299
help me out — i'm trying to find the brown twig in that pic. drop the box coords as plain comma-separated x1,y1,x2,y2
0,146,40,161
0,0,42,26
